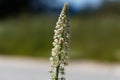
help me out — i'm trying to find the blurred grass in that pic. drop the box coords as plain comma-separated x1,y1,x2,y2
0,13,120,62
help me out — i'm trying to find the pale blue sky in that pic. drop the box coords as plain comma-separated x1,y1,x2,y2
31,0,118,13
56,0,104,10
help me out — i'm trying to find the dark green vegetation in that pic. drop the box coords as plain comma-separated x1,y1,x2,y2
0,4,120,62
71,14,120,62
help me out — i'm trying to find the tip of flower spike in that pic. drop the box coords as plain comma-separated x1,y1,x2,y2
61,3,69,15
64,3,69,8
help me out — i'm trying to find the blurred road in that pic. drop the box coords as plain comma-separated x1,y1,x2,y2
0,56,120,80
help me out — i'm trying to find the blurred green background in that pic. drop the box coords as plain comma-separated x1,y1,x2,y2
0,0,120,62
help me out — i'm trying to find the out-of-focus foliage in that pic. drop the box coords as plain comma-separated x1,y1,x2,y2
0,1,120,62
98,2,120,14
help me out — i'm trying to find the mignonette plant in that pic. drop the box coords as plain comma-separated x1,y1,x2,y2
49,3,71,80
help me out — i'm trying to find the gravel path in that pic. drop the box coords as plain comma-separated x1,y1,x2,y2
0,56,120,80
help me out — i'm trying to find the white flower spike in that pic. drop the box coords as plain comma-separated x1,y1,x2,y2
49,3,71,80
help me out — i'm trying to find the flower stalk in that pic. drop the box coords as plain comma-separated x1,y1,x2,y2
49,3,71,80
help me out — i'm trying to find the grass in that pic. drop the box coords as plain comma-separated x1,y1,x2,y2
0,13,120,62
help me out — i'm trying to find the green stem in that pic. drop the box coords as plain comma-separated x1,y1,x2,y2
55,64,60,80
56,53,61,80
